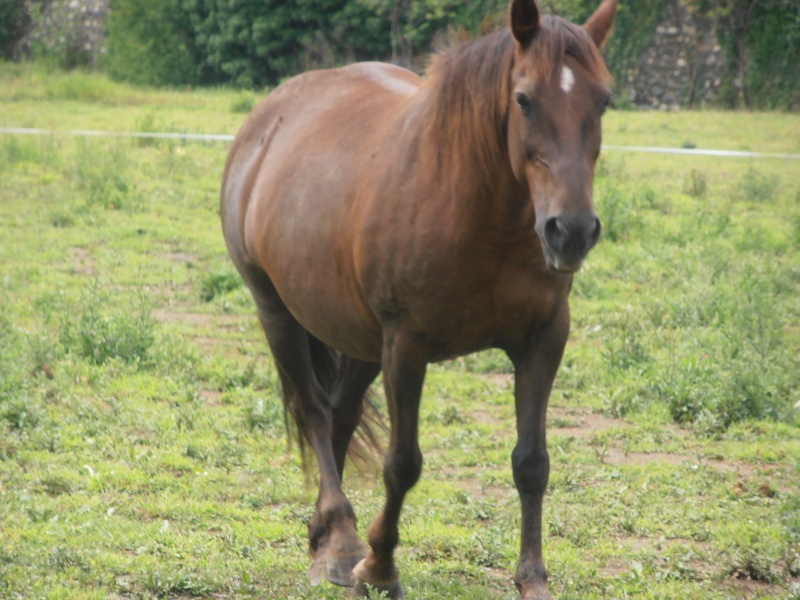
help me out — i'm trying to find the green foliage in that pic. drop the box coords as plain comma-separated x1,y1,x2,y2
58,281,156,367
105,0,391,88
106,0,196,86
230,91,258,114
0,0,30,60
70,138,142,211
737,165,778,204
199,268,244,302
684,0,800,109
594,179,655,243
745,1,800,109
657,264,794,433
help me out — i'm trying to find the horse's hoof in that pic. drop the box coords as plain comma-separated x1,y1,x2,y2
308,535,369,587
350,558,404,599
519,586,554,600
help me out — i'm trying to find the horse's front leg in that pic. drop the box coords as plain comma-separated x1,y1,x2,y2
508,305,570,600
352,332,426,599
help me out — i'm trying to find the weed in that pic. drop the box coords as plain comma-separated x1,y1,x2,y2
602,310,650,373
737,165,779,203
70,139,141,211
199,268,244,302
135,113,161,147
1,398,41,431
724,549,780,583
0,135,40,167
49,210,75,227
59,280,156,367
40,474,75,496
45,546,86,571
683,169,707,198
594,180,644,242
143,569,215,596
242,394,282,431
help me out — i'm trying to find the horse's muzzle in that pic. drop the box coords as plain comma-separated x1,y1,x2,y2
539,213,601,273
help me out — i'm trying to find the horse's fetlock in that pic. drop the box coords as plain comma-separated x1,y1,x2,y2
319,499,357,530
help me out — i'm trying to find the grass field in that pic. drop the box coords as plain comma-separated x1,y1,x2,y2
1,66,799,600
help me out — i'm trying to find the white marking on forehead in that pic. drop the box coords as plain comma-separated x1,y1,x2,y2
560,66,575,94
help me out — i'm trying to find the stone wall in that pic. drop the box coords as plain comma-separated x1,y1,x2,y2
621,0,726,110
21,0,109,67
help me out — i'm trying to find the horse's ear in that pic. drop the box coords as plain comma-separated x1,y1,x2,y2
509,0,541,48
584,0,618,50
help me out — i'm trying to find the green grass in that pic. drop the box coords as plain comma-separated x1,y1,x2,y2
1,67,799,599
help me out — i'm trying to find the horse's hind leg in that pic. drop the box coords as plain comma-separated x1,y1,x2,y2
251,285,370,587
308,356,380,552
307,356,380,585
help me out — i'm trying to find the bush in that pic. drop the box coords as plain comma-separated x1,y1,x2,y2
106,0,196,86
743,1,800,109
0,0,31,60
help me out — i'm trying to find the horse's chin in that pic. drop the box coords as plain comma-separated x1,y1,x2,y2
544,254,583,274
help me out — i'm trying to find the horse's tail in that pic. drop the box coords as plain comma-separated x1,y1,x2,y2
278,333,384,472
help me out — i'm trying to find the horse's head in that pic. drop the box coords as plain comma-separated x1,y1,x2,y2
507,0,617,273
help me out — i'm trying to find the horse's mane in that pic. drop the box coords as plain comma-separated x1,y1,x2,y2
421,16,611,190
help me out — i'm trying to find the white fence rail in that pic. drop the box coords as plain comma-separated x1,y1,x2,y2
1,126,798,159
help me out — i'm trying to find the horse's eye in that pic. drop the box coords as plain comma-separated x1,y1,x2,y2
516,92,533,114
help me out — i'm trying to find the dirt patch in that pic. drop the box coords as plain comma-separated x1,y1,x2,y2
549,407,630,438
602,448,765,481
700,456,763,478
434,463,510,502
70,246,95,276
151,309,248,330
470,408,511,428
479,372,514,390
597,560,628,577
616,535,712,553
152,309,216,325
156,251,197,264
604,448,690,467
600,536,714,579
200,389,223,405
721,577,789,597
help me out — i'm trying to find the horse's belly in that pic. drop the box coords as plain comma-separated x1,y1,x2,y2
247,169,383,361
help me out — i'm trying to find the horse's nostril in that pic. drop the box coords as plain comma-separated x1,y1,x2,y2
590,217,602,246
544,217,566,252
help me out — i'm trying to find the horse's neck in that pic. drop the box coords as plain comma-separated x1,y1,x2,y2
409,33,521,218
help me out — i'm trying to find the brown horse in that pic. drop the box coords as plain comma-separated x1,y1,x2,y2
221,0,617,597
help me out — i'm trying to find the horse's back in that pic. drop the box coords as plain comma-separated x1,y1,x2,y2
223,61,419,246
